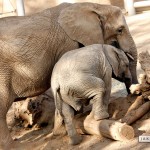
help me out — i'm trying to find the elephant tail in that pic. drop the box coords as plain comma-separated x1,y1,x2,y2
53,85,64,135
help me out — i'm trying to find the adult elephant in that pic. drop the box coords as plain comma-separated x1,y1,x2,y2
0,2,137,149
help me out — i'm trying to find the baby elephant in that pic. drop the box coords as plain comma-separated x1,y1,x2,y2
51,44,132,145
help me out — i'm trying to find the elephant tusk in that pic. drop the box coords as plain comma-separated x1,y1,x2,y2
126,52,134,60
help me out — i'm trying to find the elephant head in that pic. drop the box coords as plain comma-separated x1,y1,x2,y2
103,45,133,93
58,3,138,87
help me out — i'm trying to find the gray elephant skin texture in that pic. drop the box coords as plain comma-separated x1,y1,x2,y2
51,44,132,145
0,2,137,149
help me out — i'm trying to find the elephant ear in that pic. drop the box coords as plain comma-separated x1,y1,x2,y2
103,45,120,77
58,3,104,46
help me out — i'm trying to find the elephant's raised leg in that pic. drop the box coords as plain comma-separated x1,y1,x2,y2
62,102,82,145
90,72,112,121
80,77,110,121
92,91,109,121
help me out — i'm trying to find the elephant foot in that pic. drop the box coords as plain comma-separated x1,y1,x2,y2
94,111,109,121
69,135,83,145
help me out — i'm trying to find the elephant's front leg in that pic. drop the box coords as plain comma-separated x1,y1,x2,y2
0,70,25,150
0,89,16,149
62,102,82,145
0,118,13,149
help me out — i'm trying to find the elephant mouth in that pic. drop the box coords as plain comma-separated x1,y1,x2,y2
112,72,131,83
111,41,120,49
78,42,85,48
112,72,132,94
112,72,122,82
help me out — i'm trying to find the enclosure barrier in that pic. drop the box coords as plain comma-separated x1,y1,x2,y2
124,0,150,16
16,0,25,16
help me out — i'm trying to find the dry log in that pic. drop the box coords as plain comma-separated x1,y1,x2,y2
130,75,150,96
75,113,134,141
120,101,150,125
84,117,134,141
125,95,144,115
126,62,150,124
142,90,150,100
139,50,150,84
14,89,55,127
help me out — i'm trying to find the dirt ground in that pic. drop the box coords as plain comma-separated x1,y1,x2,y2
6,11,150,150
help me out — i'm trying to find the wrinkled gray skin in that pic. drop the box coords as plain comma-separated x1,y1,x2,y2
51,44,132,145
0,2,137,149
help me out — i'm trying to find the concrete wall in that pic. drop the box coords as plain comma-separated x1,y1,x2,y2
0,0,17,17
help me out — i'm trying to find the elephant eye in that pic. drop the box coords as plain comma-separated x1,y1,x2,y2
117,27,124,34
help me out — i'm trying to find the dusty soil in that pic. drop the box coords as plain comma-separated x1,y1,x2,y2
6,12,150,150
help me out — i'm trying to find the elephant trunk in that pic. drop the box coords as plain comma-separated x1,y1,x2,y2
125,78,132,94
118,26,138,85
128,37,138,84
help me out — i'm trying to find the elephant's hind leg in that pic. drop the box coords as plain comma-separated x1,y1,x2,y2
77,76,109,121
62,102,82,145
91,92,109,120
